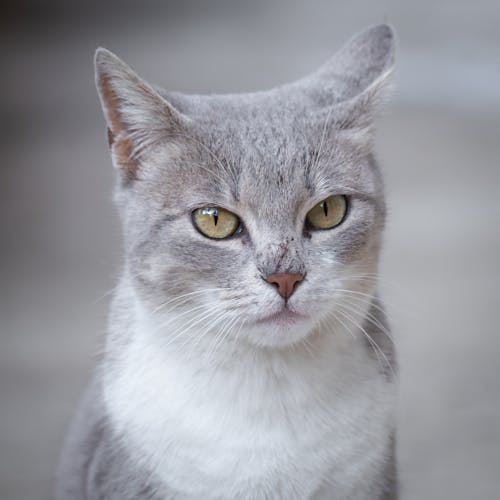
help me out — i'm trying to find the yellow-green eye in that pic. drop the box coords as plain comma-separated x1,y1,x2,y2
192,207,240,239
306,195,347,230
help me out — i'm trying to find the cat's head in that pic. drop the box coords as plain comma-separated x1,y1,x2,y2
95,25,395,349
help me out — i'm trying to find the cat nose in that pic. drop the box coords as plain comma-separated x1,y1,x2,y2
265,273,304,299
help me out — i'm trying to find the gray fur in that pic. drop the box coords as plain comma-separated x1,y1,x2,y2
56,24,398,499
56,377,171,499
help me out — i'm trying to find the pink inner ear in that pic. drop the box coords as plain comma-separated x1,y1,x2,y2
107,127,114,147
99,74,125,135
99,74,139,180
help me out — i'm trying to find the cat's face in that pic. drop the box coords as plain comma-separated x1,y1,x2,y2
96,25,394,348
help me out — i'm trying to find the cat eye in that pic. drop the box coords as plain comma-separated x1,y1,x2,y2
192,207,241,239
306,195,347,230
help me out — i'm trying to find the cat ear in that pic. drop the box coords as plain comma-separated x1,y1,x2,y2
94,48,188,180
304,24,395,132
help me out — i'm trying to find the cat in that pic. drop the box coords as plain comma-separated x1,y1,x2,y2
56,24,398,500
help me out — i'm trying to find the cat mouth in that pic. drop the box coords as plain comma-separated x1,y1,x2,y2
254,307,307,327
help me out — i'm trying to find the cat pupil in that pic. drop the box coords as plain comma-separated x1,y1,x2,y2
213,210,218,226
322,202,328,217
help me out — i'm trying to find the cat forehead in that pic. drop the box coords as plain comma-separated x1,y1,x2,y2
184,104,367,187
162,90,312,144
162,93,334,169
163,88,369,170
145,118,374,217
142,90,375,202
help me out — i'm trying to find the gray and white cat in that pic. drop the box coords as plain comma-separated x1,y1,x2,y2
56,24,398,500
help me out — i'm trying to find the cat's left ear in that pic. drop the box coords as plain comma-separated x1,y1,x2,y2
304,24,396,132
94,48,189,180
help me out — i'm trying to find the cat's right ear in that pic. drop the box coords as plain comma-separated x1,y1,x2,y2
94,48,188,180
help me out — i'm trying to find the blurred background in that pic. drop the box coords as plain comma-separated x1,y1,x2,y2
1,1,499,499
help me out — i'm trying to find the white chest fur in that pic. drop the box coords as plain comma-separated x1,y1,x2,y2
104,307,395,500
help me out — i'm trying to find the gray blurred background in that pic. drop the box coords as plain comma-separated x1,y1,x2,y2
1,1,499,499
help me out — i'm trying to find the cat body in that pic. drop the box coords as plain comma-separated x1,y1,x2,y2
57,24,398,500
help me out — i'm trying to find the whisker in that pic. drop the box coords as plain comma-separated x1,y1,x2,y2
328,308,384,371
193,310,234,352
160,307,227,351
335,306,395,378
333,289,389,316
152,288,229,315
325,310,360,344
152,303,210,333
300,336,317,360
204,315,240,364
337,298,394,345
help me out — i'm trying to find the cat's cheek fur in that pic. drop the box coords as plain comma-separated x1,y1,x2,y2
128,233,253,312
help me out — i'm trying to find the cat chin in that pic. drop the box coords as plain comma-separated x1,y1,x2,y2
254,307,307,327
240,314,319,349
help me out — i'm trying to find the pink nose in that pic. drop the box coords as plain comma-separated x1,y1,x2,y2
266,273,304,299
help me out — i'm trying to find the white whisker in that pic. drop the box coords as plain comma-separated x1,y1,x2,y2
337,298,394,345
204,315,241,364
160,307,228,351
335,306,395,378
152,288,229,315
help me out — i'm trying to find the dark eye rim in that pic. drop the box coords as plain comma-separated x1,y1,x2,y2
305,195,349,231
191,207,244,240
